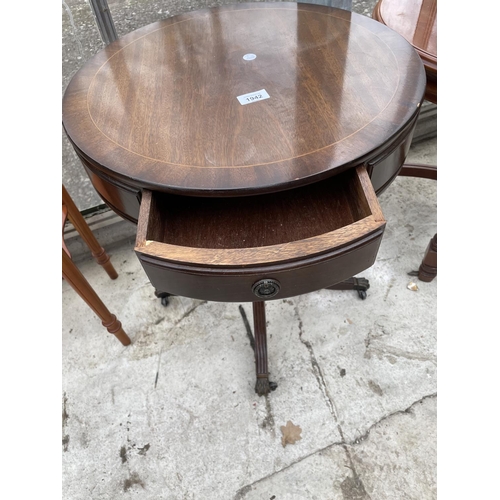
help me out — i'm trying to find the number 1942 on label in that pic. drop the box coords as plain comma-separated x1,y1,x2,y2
237,89,270,105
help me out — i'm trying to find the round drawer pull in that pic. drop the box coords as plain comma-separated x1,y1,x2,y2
252,279,281,299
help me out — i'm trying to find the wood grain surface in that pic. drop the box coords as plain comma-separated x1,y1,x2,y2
63,2,426,197
135,166,385,267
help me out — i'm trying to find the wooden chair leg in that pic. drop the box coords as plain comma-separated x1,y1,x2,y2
253,301,270,396
399,163,437,180
62,185,118,280
63,249,131,346
397,165,437,283
418,233,437,282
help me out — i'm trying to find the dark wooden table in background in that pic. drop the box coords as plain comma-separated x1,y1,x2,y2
63,2,426,395
373,0,437,282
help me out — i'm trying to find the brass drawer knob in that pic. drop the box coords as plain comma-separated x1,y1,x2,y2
252,279,281,299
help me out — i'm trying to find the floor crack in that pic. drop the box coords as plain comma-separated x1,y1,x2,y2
294,305,342,430
346,393,437,446
293,305,371,494
62,392,70,452
238,305,255,350
368,343,437,364
233,393,437,498
176,300,208,324
153,300,208,388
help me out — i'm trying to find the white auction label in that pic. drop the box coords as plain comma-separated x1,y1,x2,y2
237,89,270,105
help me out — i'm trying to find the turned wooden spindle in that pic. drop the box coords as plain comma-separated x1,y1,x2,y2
62,185,118,279
62,185,130,345
62,249,131,346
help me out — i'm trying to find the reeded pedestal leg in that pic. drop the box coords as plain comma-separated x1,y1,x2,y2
418,233,437,282
63,249,131,346
326,277,370,299
63,185,118,280
253,301,270,396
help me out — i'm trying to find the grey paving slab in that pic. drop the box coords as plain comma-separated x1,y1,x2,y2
237,396,436,499
61,3,436,497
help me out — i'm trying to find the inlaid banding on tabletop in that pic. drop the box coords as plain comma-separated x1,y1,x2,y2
62,2,425,198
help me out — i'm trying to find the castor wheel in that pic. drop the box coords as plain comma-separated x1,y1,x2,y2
358,290,367,300
269,381,278,391
154,290,171,307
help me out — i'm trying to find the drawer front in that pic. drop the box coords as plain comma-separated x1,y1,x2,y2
72,145,141,223
82,164,141,223
135,166,386,302
136,227,384,302
369,111,418,194
369,138,412,193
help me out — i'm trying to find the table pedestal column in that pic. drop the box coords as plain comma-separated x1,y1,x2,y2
253,301,271,396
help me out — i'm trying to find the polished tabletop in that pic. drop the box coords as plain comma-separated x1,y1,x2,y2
63,2,425,196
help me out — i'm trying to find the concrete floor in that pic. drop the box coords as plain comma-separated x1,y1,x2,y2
62,137,437,499
62,1,437,497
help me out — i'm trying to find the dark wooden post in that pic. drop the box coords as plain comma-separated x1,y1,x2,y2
418,234,437,282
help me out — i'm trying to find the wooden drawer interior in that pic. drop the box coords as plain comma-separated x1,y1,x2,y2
135,166,385,301
140,167,382,256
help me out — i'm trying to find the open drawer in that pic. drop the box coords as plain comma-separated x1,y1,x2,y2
135,166,386,302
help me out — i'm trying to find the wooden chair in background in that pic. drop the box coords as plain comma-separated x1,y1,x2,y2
62,185,131,346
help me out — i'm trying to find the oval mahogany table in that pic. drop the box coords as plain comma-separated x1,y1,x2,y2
63,2,426,395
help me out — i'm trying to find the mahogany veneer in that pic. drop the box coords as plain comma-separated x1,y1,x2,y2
63,2,426,218
135,167,385,303
62,3,426,394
